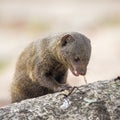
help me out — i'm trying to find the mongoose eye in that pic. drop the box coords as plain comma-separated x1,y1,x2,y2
74,57,80,62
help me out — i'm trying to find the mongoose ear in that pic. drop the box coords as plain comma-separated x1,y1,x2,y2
61,34,75,46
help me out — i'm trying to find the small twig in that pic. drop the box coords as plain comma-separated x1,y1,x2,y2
57,86,80,99
83,76,88,84
57,77,88,99
66,86,79,97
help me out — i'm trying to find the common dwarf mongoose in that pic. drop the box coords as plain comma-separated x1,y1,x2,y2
11,32,91,103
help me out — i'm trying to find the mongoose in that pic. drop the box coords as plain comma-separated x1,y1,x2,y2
11,32,91,103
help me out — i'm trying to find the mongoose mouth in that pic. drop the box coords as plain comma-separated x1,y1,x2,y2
70,68,80,76
70,67,86,76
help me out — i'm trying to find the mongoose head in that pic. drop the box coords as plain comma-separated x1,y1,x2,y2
59,32,91,76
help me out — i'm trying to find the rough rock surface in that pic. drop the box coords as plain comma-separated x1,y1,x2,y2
0,77,120,120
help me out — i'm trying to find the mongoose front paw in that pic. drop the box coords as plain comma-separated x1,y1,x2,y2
60,85,72,92
54,84,72,92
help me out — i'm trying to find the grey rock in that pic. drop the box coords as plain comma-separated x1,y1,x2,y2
0,78,120,120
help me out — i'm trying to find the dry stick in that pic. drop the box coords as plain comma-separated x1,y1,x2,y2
68,76,88,96
66,86,79,97
64,76,88,97
83,76,87,84
58,76,88,98
57,87,79,98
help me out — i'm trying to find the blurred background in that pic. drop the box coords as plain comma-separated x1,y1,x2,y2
0,0,120,107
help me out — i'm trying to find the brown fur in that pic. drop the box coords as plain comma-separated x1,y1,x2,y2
11,32,91,103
